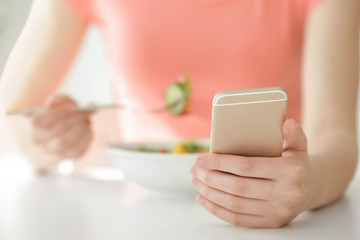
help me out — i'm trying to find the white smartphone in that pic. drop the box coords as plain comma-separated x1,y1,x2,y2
210,87,287,157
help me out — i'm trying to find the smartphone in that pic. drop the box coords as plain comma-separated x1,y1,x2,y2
210,87,287,157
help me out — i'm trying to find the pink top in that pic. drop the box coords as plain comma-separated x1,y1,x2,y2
64,0,324,142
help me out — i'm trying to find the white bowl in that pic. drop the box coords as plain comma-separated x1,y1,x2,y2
106,139,209,193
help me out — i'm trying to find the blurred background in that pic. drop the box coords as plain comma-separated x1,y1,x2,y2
1,0,360,171
0,0,114,159
1,3,360,240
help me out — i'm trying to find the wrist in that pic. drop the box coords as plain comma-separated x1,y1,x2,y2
305,153,329,210
307,154,330,210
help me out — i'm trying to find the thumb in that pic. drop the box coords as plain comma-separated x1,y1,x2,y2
282,119,307,152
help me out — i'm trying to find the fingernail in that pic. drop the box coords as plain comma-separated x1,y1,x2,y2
190,165,197,176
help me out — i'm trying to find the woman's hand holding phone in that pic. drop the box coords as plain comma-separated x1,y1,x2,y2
190,119,314,228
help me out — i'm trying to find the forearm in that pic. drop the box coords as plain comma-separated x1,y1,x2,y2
0,0,88,111
307,130,358,210
0,0,89,168
301,0,360,211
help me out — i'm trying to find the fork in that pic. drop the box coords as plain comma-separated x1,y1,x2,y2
6,98,184,116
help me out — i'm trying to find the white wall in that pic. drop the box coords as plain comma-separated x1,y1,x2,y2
0,0,32,76
58,26,113,105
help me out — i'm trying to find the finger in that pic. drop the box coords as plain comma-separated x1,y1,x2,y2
63,131,92,159
47,122,90,154
191,177,267,216
32,112,91,151
282,119,307,152
32,105,75,128
44,95,76,110
195,154,279,179
32,127,53,145
196,195,268,228
32,95,77,128
191,167,274,200
48,112,91,137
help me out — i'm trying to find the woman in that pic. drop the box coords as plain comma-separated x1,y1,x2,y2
0,0,359,228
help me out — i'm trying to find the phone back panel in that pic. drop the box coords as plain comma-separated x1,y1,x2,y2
210,87,287,157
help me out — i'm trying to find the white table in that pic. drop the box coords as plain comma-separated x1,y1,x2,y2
1,155,360,240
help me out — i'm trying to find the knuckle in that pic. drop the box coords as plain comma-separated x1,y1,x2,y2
237,159,255,175
198,169,210,183
212,154,222,170
230,197,243,213
233,180,248,196
201,185,210,198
